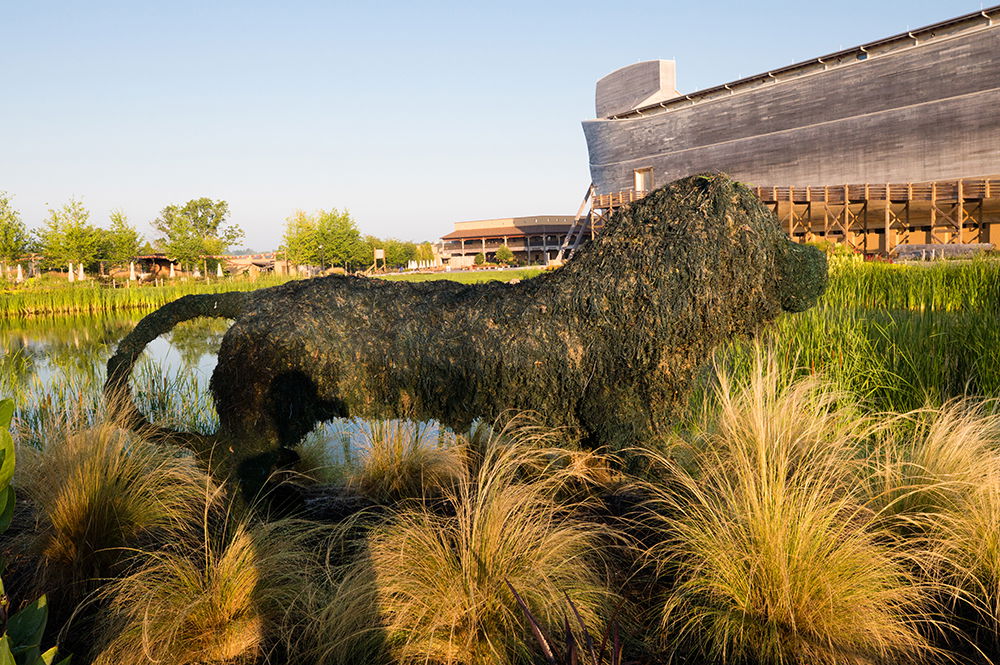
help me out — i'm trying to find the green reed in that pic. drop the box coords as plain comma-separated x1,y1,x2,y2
708,306,1000,415
823,256,1000,312
0,269,544,317
0,275,295,317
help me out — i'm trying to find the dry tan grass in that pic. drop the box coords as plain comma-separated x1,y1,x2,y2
867,401,1000,522
288,423,616,665
15,420,214,603
347,420,467,504
644,355,933,664
94,514,325,665
868,401,1000,646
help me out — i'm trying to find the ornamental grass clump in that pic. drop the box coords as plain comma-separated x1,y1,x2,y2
15,419,214,606
94,517,324,665
644,356,932,664
348,420,467,504
867,401,1000,522
931,484,1000,654
357,429,615,665
869,401,1000,649
281,547,386,665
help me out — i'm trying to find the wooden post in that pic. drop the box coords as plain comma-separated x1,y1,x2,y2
884,185,892,256
930,183,938,243
956,180,965,244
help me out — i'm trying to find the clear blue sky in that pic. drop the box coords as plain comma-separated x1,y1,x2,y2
1,0,984,250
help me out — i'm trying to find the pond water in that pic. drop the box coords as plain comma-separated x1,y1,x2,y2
0,312,229,434
0,311,449,456
1,312,224,394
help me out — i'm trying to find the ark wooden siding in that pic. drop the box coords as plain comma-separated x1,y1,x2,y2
583,23,1000,193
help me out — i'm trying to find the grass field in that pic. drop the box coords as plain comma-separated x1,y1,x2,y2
0,275,295,317
379,267,545,284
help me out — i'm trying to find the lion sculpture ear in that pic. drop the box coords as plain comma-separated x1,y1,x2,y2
779,242,828,312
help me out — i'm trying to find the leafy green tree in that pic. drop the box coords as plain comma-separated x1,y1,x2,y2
474,252,486,266
361,235,416,269
0,192,30,274
281,210,320,265
495,244,515,265
102,209,143,268
316,208,365,270
415,241,435,264
384,238,417,268
37,198,103,270
153,198,243,270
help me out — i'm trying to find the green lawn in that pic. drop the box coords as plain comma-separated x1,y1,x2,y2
378,267,544,284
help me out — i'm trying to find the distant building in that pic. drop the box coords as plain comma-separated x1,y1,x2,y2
583,6,1000,254
440,216,587,266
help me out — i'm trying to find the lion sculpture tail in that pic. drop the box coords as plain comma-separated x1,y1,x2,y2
105,290,250,449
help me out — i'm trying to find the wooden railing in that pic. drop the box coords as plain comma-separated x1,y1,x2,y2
593,177,1000,210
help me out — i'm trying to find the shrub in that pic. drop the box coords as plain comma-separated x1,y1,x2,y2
495,244,515,266
473,252,486,266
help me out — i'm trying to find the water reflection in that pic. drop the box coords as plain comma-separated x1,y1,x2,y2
0,313,444,459
1,314,228,439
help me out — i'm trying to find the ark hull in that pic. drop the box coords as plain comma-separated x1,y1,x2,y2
583,12,1000,194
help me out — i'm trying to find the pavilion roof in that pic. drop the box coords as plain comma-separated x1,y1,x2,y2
441,223,577,241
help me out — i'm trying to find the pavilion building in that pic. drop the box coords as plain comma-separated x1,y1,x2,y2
440,215,586,266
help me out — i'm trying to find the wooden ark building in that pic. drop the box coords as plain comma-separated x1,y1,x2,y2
583,6,1000,254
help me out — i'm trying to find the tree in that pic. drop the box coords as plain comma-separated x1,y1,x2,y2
384,238,417,268
281,210,320,266
494,244,515,266
315,208,365,270
474,252,486,266
102,209,143,268
415,241,435,264
0,192,30,274
37,198,103,270
153,198,243,270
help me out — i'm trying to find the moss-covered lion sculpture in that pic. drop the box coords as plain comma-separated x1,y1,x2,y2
106,175,827,486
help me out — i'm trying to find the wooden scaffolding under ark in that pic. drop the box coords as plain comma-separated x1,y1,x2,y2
589,177,1000,255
